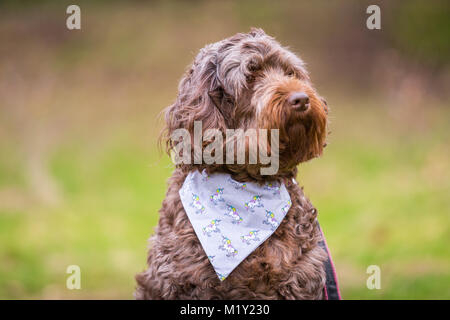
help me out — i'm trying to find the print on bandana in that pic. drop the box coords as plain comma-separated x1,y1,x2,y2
210,188,225,205
240,230,260,245
244,195,264,212
224,204,243,224
202,219,222,236
190,193,206,214
263,210,279,230
227,177,247,190
264,182,281,195
179,170,292,281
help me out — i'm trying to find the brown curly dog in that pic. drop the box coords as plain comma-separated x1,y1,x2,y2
135,28,331,299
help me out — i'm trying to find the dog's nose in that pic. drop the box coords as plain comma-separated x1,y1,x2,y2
288,92,310,111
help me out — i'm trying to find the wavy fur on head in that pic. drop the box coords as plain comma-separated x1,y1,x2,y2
136,28,330,299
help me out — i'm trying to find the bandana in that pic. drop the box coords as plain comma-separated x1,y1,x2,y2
179,170,292,281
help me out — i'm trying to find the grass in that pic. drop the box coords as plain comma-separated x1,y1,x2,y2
0,102,448,299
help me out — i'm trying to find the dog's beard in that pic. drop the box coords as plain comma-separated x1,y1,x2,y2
257,90,328,172
285,112,327,162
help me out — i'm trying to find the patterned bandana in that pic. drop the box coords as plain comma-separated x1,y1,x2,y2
179,170,292,281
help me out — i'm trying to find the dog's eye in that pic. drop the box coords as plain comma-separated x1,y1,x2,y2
287,71,294,77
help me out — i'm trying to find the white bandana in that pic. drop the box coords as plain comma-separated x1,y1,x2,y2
179,170,292,281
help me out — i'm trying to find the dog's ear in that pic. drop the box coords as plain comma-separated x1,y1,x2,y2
159,49,232,158
208,86,235,129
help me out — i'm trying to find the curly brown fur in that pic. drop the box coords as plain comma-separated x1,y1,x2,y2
136,28,330,299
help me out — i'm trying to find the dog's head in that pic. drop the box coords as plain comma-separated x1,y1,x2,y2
162,28,328,178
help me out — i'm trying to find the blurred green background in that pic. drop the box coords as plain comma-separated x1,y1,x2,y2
0,0,449,299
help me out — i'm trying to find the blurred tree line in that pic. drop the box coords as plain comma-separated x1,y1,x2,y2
0,0,448,100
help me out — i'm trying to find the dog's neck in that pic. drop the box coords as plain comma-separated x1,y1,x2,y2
178,164,298,185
